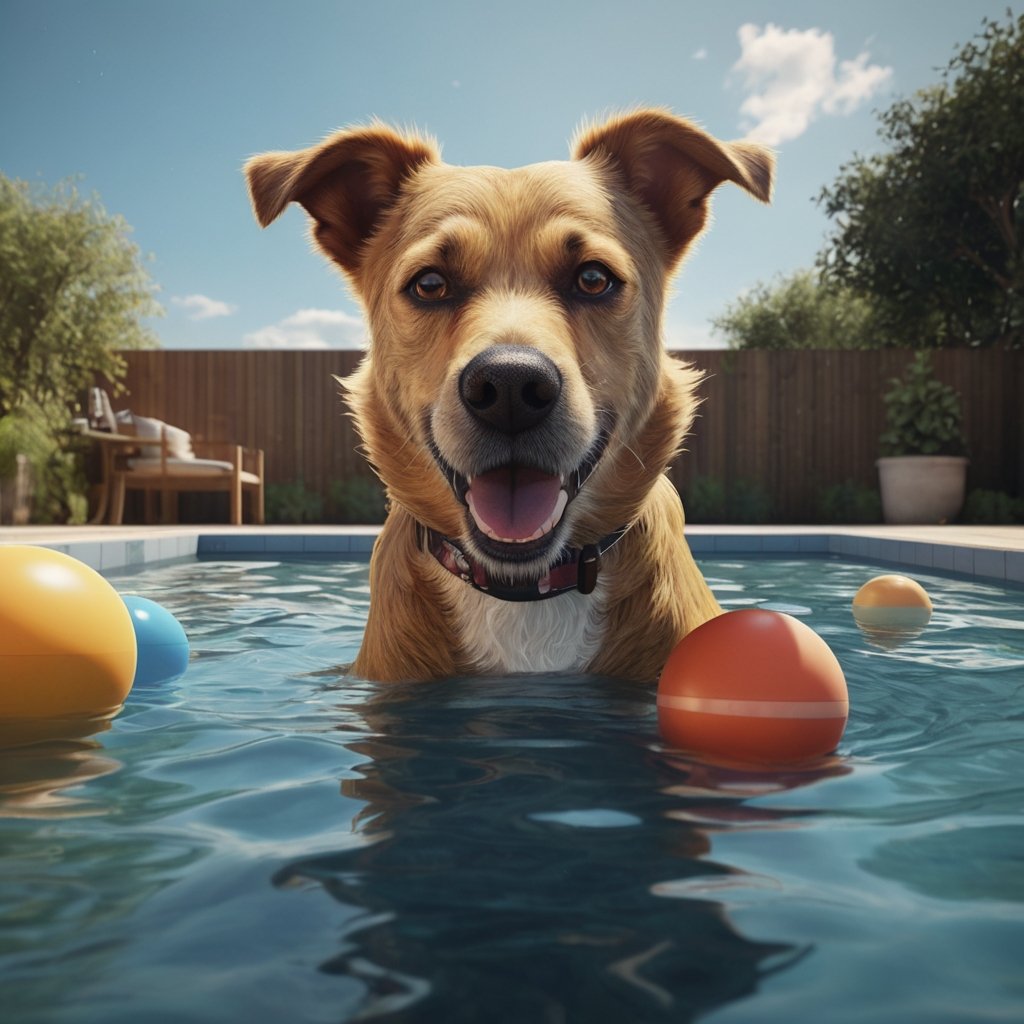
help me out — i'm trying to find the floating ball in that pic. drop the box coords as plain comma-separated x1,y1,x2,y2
0,546,136,719
658,609,849,767
122,596,190,687
852,574,932,648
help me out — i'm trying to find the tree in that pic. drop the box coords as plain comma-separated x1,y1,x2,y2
711,269,882,349
818,11,1024,348
0,175,159,521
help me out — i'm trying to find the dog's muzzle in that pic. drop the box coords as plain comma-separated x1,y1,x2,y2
428,344,608,553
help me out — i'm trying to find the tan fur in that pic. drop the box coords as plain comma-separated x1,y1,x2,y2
245,109,774,682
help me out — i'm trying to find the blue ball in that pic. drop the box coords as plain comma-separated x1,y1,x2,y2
122,596,190,687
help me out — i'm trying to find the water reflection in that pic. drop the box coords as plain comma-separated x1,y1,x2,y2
0,718,121,819
278,675,810,1022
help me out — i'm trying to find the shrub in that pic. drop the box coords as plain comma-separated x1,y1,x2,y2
329,476,388,524
682,476,773,524
879,352,966,456
962,489,1023,524
683,476,726,523
265,480,324,524
728,479,774,524
817,480,883,523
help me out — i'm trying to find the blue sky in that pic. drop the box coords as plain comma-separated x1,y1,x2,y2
1,0,1011,350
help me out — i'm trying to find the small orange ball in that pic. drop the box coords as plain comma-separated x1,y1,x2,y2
852,574,932,632
658,609,849,767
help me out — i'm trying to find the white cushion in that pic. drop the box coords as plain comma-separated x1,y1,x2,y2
125,457,260,486
128,457,231,476
129,414,195,460
96,389,118,433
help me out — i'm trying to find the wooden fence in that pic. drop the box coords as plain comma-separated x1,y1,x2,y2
108,348,1023,522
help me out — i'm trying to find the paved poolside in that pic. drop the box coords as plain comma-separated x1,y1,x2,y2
1,523,1022,584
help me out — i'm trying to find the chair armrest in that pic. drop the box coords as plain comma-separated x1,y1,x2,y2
192,441,264,476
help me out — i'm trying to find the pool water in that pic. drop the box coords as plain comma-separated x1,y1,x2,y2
1,555,1023,1023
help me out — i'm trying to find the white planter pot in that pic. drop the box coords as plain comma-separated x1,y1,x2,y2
876,455,969,525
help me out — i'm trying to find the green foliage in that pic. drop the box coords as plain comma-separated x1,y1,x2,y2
879,353,967,456
683,476,773,524
962,488,1023,524
728,479,774,524
712,270,884,350
266,476,388,525
0,174,159,520
816,480,882,524
265,480,325,524
683,476,726,523
0,408,90,523
328,476,388,524
819,11,1024,348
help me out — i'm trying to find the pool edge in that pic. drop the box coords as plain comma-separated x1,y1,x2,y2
1,525,1022,585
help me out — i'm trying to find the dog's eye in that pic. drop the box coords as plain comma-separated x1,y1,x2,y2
574,262,616,299
410,270,450,302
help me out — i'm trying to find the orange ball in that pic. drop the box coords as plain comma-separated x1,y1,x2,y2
658,609,849,767
852,574,932,632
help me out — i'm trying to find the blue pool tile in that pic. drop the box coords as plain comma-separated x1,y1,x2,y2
1008,552,1024,584
973,548,1006,580
953,547,975,575
302,535,352,553
797,535,829,553
714,534,763,553
763,534,801,553
125,539,146,566
876,539,901,564
100,543,128,571
348,534,377,555
901,544,925,569
68,542,103,570
826,535,844,555
931,545,957,572
686,534,715,553
264,535,306,554
198,534,266,554
911,544,935,568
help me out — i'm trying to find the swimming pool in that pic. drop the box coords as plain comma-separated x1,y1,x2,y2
1,554,1022,1022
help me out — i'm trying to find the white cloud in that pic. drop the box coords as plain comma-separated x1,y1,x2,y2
732,23,892,145
692,47,708,61
663,317,724,351
243,307,367,350
172,293,238,320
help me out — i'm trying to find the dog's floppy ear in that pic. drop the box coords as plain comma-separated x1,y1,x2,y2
244,123,440,274
572,109,774,267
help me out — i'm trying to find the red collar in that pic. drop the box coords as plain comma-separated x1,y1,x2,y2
420,524,629,602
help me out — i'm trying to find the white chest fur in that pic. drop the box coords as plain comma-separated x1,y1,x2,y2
454,584,605,674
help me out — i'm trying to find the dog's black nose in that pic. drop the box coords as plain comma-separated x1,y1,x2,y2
459,345,562,434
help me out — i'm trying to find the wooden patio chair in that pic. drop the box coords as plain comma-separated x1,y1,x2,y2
97,406,265,526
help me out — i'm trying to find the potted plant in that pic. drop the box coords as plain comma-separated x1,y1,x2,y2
876,352,969,524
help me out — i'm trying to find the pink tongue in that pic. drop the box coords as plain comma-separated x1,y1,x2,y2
467,466,562,540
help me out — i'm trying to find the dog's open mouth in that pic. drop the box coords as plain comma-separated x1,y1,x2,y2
430,426,611,561
467,466,569,545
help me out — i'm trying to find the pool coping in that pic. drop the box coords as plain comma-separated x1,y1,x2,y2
2,524,1023,585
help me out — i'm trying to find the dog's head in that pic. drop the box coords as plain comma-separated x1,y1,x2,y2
246,110,772,582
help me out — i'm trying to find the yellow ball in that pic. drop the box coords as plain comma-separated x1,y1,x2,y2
0,546,137,719
852,574,932,647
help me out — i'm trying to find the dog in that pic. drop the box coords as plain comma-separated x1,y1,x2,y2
245,109,773,682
